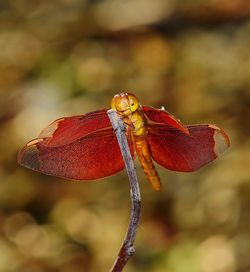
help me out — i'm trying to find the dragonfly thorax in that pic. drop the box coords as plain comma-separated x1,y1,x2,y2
111,93,147,137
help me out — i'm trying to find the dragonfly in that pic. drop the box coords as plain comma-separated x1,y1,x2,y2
18,93,230,191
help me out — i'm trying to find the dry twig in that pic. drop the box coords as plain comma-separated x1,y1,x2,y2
107,109,141,272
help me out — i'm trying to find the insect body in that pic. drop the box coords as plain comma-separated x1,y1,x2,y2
111,93,163,190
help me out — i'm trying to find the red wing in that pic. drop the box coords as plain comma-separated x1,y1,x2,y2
147,124,230,172
143,106,189,135
18,128,135,180
38,109,110,147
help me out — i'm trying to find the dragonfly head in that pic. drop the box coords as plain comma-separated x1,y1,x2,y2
111,93,139,116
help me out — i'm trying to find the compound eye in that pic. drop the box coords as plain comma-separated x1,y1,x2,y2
128,94,139,112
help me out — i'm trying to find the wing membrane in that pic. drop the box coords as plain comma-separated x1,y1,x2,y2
38,109,110,147
143,106,189,135
18,128,135,180
147,124,230,172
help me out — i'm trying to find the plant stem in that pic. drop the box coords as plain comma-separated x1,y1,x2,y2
108,109,141,272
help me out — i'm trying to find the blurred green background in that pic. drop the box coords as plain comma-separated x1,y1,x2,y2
0,1,250,271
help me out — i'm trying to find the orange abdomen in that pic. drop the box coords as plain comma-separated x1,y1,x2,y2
134,136,161,191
